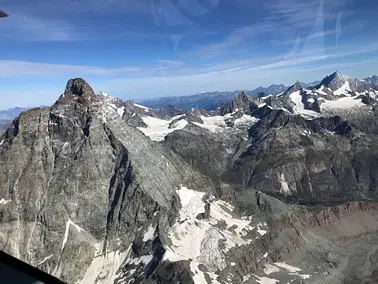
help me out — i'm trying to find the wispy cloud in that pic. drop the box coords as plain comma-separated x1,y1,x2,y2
181,0,352,59
2,38,377,79
0,59,190,78
183,22,275,58
0,61,140,77
0,13,78,41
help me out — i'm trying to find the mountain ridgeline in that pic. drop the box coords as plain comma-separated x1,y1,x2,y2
1,72,378,284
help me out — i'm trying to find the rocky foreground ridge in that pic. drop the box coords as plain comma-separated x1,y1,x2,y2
1,74,378,284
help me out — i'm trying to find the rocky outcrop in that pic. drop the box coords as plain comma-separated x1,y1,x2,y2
218,92,261,115
0,78,215,284
215,201,378,284
316,71,373,93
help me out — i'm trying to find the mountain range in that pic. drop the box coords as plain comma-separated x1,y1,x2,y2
136,81,321,110
1,72,378,283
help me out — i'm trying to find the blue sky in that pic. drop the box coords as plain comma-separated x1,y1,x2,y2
0,0,378,109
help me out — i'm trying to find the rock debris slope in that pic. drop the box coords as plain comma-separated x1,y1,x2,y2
1,73,378,284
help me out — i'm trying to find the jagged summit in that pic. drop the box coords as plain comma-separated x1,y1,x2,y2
282,80,302,96
64,78,95,97
218,91,262,115
364,75,378,85
317,71,374,93
319,71,350,87
56,78,97,105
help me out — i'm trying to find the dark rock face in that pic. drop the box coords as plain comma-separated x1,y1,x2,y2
364,75,378,86
65,78,95,97
218,92,261,115
222,111,378,202
0,79,215,284
57,78,98,106
163,127,229,183
151,105,184,120
282,81,302,96
316,71,372,92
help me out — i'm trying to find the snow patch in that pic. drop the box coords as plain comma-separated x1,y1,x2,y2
143,225,156,242
133,103,149,112
137,115,185,142
334,81,351,96
254,275,278,284
0,198,11,205
37,254,53,266
264,263,280,275
256,222,267,236
61,218,84,251
193,115,229,133
289,91,319,118
274,262,301,273
279,173,290,195
301,129,312,136
170,119,188,129
264,262,312,280
0,140,4,145
127,255,153,265
258,102,267,108
321,96,365,110
234,114,260,126
261,94,273,100
80,247,131,284
194,113,258,133
164,187,255,283
117,106,125,117
316,85,328,96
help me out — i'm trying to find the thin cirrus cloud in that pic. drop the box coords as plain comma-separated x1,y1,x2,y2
180,0,332,59
1,38,377,80
0,12,78,41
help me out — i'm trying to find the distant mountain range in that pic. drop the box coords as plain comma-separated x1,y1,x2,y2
137,81,321,110
364,75,378,85
0,107,28,133
0,107,28,120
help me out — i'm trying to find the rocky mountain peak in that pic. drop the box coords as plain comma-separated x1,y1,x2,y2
64,78,95,97
282,81,302,96
218,91,261,115
364,75,378,85
234,91,249,103
56,78,97,106
317,71,350,90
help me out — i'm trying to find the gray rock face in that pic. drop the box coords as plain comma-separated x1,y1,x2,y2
316,71,373,93
364,75,378,86
222,109,378,202
218,92,262,115
0,78,215,284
